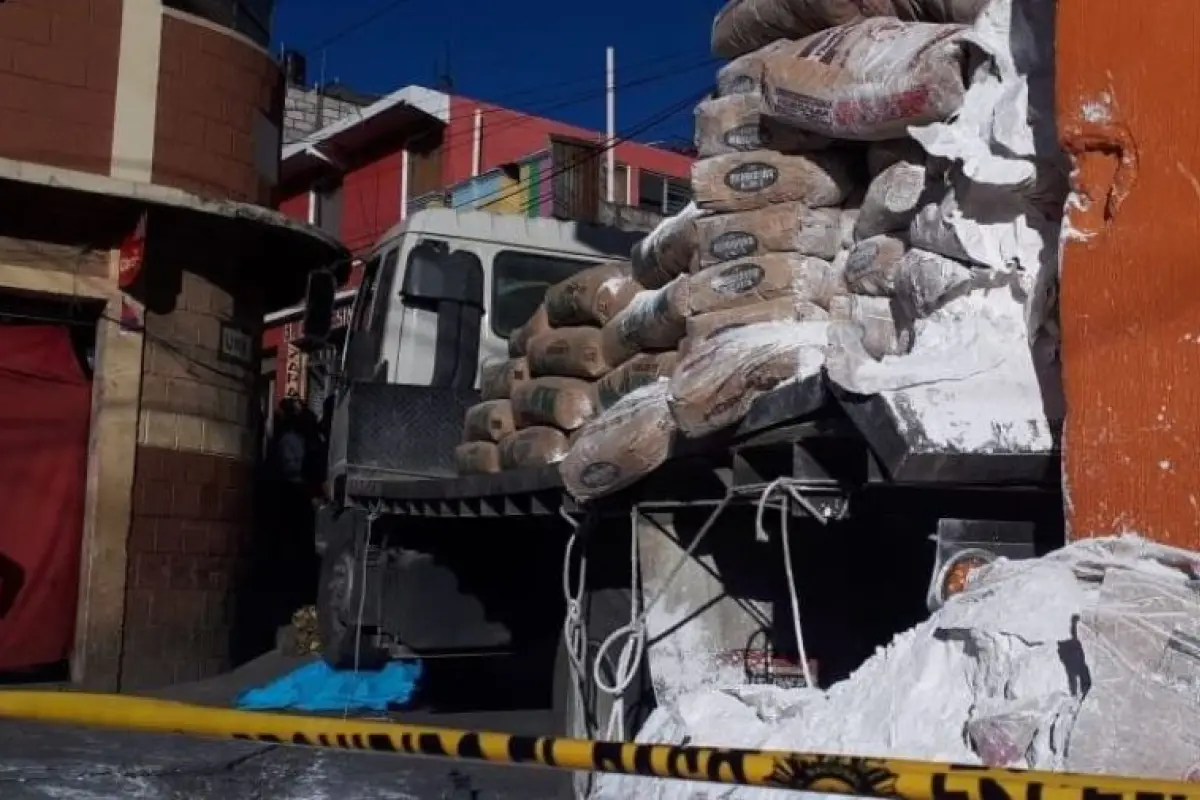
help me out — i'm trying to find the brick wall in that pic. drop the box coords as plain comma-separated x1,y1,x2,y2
153,11,283,204
283,85,364,146
121,268,260,689
0,0,122,175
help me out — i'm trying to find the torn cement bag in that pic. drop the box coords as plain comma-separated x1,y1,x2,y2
710,0,988,59
631,204,704,289
844,234,908,296
526,327,612,380
694,93,828,157
855,160,928,239
716,39,794,96
695,203,841,267
893,247,975,318
596,351,680,411
839,208,859,249
510,376,597,431
507,305,550,357
688,253,844,316
1066,568,1200,781
462,400,517,443
498,426,570,470
561,382,677,503
455,441,502,475
480,357,530,400
600,278,689,367
543,262,640,327
829,294,910,359
670,320,829,437
761,19,973,141
868,138,928,176
691,150,852,212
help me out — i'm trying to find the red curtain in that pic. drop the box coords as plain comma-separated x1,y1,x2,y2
0,324,92,671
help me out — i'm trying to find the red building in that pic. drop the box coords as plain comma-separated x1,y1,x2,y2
265,81,694,408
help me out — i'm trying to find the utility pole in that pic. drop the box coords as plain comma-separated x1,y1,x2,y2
605,46,615,203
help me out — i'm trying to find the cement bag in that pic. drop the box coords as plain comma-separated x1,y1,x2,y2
508,305,550,357
762,19,972,141
596,351,680,411
543,262,640,327
669,320,828,437
691,150,853,213
510,376,597,431
498,427,570,470
480,357,530,400
688,253,844,316
526,328,612,380
694,93,828,157
455,442,502,475
695,203,841,267
631,204,703,289
686,295,828,343
867,138,927,176
716,39,793,96
855,160,928,239
829,294,910,360
462,400,517,443
893,248,974,319
839,208,859,250
844,234,908,296
561,382,677,503
600,278,689,366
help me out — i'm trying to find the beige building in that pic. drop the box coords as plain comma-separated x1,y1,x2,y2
0,0,345,690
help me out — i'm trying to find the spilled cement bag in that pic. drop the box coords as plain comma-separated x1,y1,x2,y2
510,376,597,431
462,400,517,443
695,203,841,267
631,204,704,289
543,262,640,327
480,357,530,400
711,0,987,59
761,19,973,141
561,382,677,503
455,441,502,475
691,150,852,212
855,160,928,239
595,351,680,411
694,93,828,157
844,234,908,296
600,278,689,367
716,39,794,96
669,320,829,437
893,248,974,318
526,327,612,380
508,305,550,357
688,253,844,317
868,138,927,176
498,427,570,470
829,294,910,359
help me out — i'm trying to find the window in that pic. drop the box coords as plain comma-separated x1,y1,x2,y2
637,170,692,215
312,178,343,238
491,251,598,338
601,162,629,205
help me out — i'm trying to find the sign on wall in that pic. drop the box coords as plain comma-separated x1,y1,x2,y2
219,323,254,366
284,343,308,400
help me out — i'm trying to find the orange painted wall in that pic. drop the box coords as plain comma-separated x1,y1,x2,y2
1057,0,1200,547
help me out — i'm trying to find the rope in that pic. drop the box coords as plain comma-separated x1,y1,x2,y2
346,507,378,719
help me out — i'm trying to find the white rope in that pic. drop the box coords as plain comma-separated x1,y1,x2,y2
558,507,595,800
346,507,377,719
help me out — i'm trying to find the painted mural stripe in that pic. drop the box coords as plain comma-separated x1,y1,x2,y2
0,691,1195,800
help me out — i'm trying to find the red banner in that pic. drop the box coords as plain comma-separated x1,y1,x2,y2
118,212,147,290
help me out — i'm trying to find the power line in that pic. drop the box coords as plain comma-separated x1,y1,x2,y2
306,0,418,53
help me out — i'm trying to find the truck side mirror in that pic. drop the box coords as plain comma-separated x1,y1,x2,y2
300,268,337,350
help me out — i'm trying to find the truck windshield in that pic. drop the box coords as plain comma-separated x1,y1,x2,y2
491,250,598,337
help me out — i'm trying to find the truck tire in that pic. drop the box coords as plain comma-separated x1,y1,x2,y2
551,587,654,800
316,512,388,671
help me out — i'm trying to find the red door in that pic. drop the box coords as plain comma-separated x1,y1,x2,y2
0,324,92,671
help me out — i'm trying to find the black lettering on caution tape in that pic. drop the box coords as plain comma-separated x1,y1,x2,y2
765,755,897,795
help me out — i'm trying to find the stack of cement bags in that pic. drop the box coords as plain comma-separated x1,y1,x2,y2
457,262,643,475
562,3,994,501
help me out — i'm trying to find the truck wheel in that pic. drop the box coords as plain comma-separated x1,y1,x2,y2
551,587,654,800
317,518,388,671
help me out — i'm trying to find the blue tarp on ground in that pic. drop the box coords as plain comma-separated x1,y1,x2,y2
235,659,423,713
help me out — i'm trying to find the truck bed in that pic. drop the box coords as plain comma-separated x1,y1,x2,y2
339,375,1061,517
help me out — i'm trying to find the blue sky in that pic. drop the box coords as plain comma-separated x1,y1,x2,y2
271,0,722,144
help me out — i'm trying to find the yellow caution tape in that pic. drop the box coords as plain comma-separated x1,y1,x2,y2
0,691,1195,800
